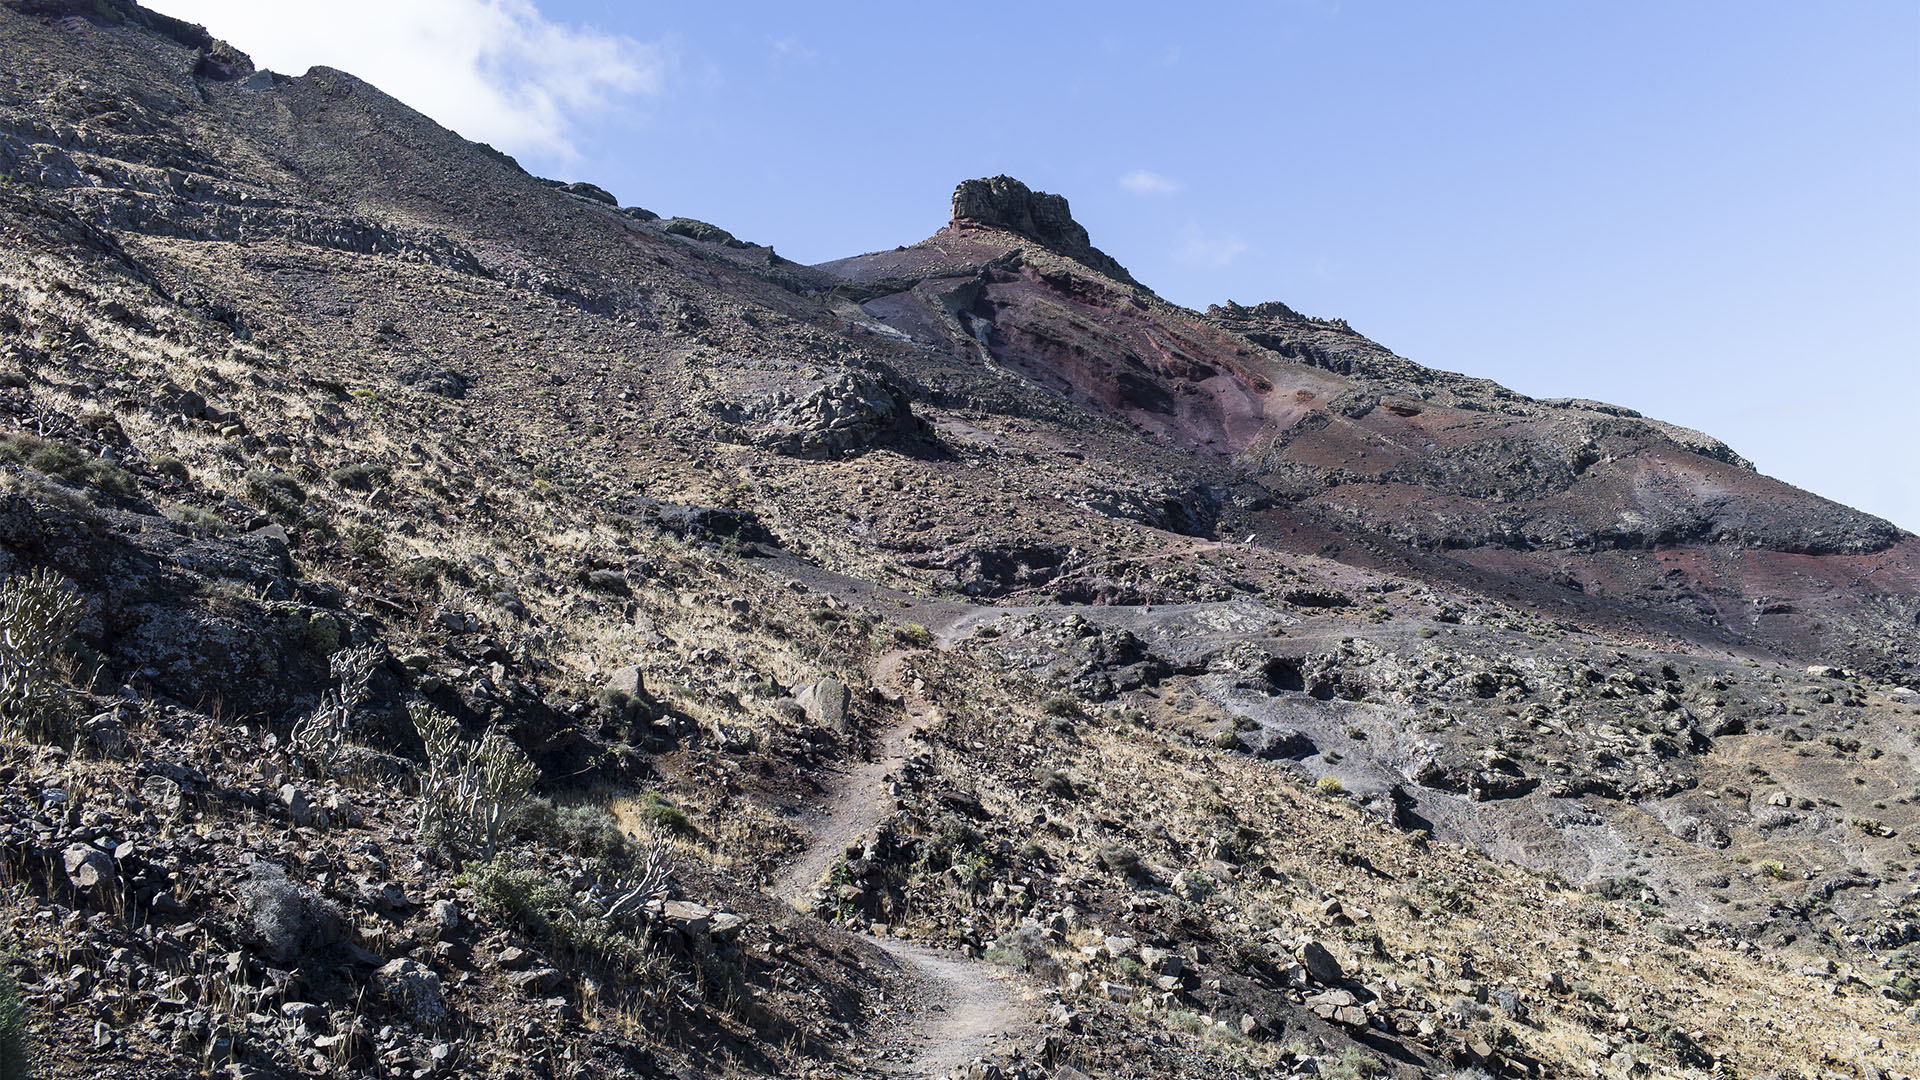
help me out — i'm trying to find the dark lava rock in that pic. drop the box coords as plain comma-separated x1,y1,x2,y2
950,175,1140,288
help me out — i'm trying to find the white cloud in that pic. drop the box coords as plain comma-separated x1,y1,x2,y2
1173,226,1249,269
768,35,817,63
147,0,669,164
1119,169,1183,195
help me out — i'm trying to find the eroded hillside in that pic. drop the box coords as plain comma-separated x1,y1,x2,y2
0,3,1915,1079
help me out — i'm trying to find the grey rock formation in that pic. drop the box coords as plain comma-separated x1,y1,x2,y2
950,176,1140,288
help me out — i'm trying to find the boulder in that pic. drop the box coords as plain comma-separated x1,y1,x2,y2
663,900,713,936
795,677,850,730
278,784,312,826
63,845,116,891
606,665,646,699
1298,940,1344,985
378,958,448,1029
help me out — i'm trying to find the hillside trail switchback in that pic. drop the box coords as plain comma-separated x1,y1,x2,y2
771,640,1037,1079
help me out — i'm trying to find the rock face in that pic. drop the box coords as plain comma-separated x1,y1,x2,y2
950,175,1140,288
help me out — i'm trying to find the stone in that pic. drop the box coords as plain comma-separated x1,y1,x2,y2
431,899,460,931
62,844,116,890
729,369,918,459
794,677,851,731
377,958,447,1030
663,900,712,936
140,774,184,815
1139,946,1182,977
278,784,312,827
1299,940,1344,985
82,714,131,757
606,665,646,699
510,966,563,994
497,945,533,970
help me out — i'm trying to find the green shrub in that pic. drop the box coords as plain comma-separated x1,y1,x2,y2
1041,694,1082,718
243,469,305,517
629,791,691,835
166,503,226,534
0,433,133,495
149,455,190,483
891,622,933,648
1316,775,1346,797
0,961,35,1080
329,463,389,491
396,556,470,598
345,523,386,562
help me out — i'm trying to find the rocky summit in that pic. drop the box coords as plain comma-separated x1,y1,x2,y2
0,3,1915,1079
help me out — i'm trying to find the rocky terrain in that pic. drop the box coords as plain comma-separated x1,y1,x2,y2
0,2,1915,1078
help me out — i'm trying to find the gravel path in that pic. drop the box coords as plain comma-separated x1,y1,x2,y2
770,643,1036,1079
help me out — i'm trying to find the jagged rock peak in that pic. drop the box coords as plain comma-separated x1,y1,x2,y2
1209,299,1304,322
949,175,1140,289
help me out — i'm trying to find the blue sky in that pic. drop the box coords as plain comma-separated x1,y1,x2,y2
153,1,1920,530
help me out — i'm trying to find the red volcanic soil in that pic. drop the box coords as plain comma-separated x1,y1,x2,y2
821,204,1917,680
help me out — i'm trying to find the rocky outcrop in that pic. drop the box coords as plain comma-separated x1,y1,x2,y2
950,175,1140,288
713,369,920,459
5,0,253,79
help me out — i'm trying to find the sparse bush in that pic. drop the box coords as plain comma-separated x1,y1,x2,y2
891,622,933,647
412,702,541,864
1758,859,1794,880
514,798,632,861
328,462,389,491
243,468,305,518
0,569,82,743
238,862,347,964
1324,1047,1385,1079
149,454,190,483
0,433,133,495
165,503,226,534
1316,775,1346,797
1034,766,1075,798
1095,843,1142,876
0,958,34,1080
628,791,691,835
1041,694,1082,718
